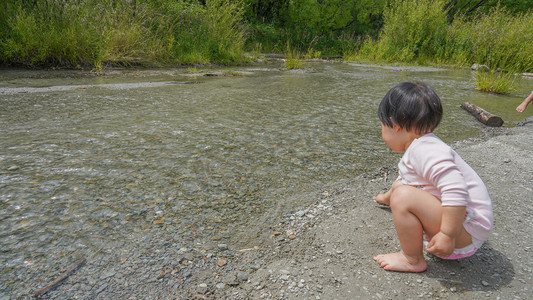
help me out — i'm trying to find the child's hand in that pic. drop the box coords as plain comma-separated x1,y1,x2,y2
373,193,390,206
426,232,455,257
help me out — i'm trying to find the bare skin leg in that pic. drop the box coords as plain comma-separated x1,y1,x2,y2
516,93,533,113
373,185,472,272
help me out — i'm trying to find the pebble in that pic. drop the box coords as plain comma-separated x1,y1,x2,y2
7,165,19,171
197,283,208,294
218,244,228,250
237,271,249,281
216,283,225,289
217,258,228,267
223,273,240,286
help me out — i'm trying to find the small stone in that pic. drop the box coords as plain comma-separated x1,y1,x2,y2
237,271,249,281
217,258,228,267
481,280,490,286
216,282,225,289
223,273,240,286
197,283,208,294
7,165,19,171
288,234,297,240
218,244,228,250
182,270,192,278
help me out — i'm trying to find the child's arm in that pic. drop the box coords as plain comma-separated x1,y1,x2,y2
373,179,402,206
426,205,466,257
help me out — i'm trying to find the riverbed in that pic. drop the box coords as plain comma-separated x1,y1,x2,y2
0,61,530,298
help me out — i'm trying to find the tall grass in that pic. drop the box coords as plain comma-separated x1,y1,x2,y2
352,0,448,63
0,0,247,68
0,2,106,68
349,1,533,74
443,5,533,72
283,42,305,70
472,70,517,94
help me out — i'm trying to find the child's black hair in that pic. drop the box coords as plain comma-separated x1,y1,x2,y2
378,82,443,134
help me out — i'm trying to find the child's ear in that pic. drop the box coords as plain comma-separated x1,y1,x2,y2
392,123,402,133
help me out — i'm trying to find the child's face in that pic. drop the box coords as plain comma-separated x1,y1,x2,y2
380,122,409,152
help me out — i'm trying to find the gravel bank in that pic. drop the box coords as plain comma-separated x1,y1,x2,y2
184,117,533,300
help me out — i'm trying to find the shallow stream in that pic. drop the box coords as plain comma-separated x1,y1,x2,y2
1,61,531,276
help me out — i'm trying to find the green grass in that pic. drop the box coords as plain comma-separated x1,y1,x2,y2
472,69,517,94
347,1,533,75
283,42,305,70
1,0,532,74
0,0,247,68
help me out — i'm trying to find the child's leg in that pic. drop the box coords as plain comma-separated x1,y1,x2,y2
373,184,443,272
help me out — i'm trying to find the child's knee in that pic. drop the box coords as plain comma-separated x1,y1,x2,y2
389,185,414,207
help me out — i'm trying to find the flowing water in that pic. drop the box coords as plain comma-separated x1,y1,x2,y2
1,62,531,271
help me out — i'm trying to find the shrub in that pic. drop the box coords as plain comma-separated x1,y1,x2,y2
445,5,533,72
352,0,448,63
0,0,248,68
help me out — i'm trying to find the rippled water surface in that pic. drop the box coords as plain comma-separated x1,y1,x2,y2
1,62,531,265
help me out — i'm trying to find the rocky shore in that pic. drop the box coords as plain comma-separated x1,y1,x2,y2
179,117,533,300
4,117,532,299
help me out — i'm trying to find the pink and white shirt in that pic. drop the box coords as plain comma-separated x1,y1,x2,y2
398,133,493,242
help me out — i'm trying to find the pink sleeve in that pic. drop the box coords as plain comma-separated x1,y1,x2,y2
411,144,469,206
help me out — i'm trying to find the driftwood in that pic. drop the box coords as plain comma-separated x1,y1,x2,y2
460,102,504,127
33,259,86,298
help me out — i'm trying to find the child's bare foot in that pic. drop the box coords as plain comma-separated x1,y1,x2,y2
373,193,390,206
373,252,427,272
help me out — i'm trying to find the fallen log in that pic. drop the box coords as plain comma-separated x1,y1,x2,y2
460,102,504,127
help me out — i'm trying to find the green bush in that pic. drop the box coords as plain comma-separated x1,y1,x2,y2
352,0,448,63
444,5,533,72
349,1,533,74
0,0,247,68
0,3,106,67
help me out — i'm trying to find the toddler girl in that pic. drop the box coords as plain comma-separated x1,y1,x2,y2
373,82,493,272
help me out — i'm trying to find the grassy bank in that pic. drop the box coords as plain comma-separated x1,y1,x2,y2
0,0,247,68
1,0,532,80
344,0,532,93
349,1,533,71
